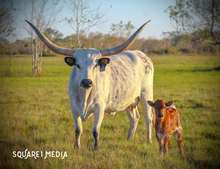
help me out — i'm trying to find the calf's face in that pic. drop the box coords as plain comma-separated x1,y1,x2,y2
64,49,110,89
147,99,174,120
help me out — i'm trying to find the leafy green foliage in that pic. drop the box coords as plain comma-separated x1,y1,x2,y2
110,20,135,38
44,28,63,40
168,46,179,54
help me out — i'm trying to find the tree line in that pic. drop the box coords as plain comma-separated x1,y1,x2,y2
1,28,219,56
0,0,219,74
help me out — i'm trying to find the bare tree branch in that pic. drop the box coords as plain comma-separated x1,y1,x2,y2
64,0,109,48
17,0,63,73
0,0,16,44
164,0,220,45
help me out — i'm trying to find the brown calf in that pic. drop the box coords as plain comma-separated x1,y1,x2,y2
147,99,184,156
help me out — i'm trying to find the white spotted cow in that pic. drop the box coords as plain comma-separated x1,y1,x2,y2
26,20,154,149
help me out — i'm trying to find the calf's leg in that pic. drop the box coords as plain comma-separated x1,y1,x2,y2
164,136,171,155
158,138,164,156
176,129,184,156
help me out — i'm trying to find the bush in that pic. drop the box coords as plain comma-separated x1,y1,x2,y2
180,48,191,53
198,46,216,53
20,51,29,55
148,45,165,54
167,46,179,54
210,46,216,53
42,49,48,56
13,52,19,55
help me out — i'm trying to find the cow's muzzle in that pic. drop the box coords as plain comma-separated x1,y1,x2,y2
80,79,93,88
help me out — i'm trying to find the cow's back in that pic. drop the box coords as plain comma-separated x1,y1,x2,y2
103,50,153,112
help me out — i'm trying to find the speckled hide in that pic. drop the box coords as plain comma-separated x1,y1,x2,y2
147,99,184,156
24,20,153,150
68,49,154,149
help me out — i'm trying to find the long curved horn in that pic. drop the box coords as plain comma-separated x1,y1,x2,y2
25,20,75,56
99,20,151,56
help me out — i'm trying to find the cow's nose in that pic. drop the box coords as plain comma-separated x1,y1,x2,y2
80,79,93,88
158,114,163,118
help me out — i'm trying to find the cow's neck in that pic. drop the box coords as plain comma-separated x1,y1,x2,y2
78,86,96,116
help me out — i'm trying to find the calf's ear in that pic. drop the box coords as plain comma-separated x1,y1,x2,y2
98,58,110,65
147,100,155,107
166,101,173,107
64,57,76,66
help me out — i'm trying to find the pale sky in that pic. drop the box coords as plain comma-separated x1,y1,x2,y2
15,0,176,40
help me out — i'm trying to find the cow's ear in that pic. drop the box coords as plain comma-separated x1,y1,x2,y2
98,58,110,65
147,100,155,107
64,57,76,66
166,101,173,107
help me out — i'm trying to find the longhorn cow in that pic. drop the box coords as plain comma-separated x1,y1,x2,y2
26,20,154,149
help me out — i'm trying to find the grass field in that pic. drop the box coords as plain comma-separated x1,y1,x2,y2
0,54,219,168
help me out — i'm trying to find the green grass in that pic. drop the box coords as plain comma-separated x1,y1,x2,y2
0,55,220,168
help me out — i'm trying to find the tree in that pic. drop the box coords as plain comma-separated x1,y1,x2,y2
0,0,16,44
0,0,16,75
64,0,109,49
110,21,135,47
44,28,63,54
44,28,63,40
110,21,135,38
164,0,220,46
18,0,63,74
87,31,103,48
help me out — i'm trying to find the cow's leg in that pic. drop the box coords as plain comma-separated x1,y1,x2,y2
176,129,184,156
126,106,140,140
140,90,153,144
72,112,83,149
92,108,104,150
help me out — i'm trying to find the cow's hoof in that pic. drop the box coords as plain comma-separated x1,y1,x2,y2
180,152,185,158
74,144,80,149
148,140,152,144
93,146,99,151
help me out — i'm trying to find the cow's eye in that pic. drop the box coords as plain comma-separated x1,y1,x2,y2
76,64,80,69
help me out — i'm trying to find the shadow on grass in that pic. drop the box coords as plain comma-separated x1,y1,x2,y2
184,135,201,142
202,132,220,140
6,140,28,149
187,154,220,169
179,99,207,109
176,66,220,72
0,140,16,149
